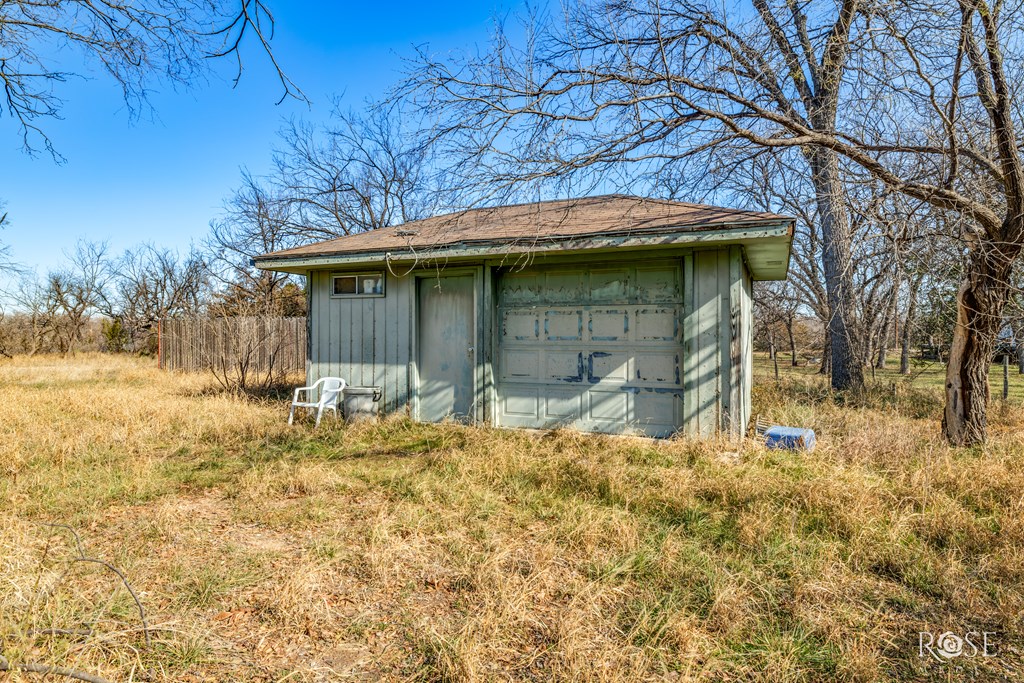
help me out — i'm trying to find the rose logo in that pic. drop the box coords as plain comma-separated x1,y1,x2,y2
935,632,964,658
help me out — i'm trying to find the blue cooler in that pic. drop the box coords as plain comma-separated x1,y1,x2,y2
764,426,816,451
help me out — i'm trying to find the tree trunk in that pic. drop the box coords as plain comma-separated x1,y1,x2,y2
876,285,898,369
807,149,864,391
1013,319,1024,375
943,243,1018,446
864,332,875,376
28,318,41,357
1003,354,1010,400
819,329,832,375
787,314,798,366
900,275,922,375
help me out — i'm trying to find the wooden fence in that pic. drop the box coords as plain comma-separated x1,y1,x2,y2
159,317,307,375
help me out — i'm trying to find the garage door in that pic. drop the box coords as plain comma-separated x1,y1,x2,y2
496,262,683,437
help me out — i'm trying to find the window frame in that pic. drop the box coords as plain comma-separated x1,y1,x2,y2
329,271,386,298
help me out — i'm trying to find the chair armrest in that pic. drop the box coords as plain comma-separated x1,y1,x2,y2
318,380,346,407
294,378,327,403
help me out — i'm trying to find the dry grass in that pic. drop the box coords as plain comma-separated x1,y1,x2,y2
1,354,1022,682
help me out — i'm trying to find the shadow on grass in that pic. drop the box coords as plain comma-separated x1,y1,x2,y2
178,381,299,402
237,417,471,466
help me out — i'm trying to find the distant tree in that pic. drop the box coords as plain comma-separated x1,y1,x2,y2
722,153,850,375
210,279,306,318
1009,305,1024,374
102,244,208,353
101,318,132,353
1,0,303,156
206,173,303,315
208,102,441,313
273,102,439,237
46,241,110,355
3,275,58,355
899,272,925,375
754,280,801,367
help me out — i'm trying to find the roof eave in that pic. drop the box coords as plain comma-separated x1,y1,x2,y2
254,220,794,280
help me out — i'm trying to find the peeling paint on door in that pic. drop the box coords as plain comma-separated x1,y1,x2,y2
496,262,683,436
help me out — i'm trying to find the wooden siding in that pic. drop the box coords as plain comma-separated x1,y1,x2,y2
740,262,754,431
682,247,753,437
307,269,412,414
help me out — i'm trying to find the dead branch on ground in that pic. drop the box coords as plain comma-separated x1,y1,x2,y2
0,522,152,682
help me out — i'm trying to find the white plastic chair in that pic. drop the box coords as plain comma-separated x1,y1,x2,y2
289,377,347,427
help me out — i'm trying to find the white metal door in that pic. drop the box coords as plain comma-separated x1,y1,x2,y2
496,262,683,436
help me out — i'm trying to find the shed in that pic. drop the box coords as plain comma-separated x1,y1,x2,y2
254,195,793,438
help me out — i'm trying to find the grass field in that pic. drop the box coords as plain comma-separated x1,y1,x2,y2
753,351,1024,402
1,354,1023,682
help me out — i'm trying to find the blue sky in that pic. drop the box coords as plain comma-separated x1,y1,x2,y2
1,1,526,273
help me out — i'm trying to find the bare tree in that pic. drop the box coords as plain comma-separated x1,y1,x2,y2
816,1,1024,444
850,191,907,373
273,102,439,237
208,102,441,313
2,275,59,355
202,310,298,393
723,153,871,375
755,280,803,366
46,242,110,355
1,0,304,156
102,245,207,353
206,173,305,315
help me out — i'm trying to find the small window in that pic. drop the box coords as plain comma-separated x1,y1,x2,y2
331,272,385,297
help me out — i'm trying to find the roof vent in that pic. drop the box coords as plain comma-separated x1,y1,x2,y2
396,229,419,237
